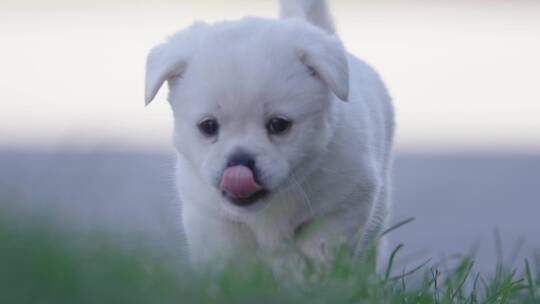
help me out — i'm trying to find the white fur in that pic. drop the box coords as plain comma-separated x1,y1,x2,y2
279,0,336,33
145,0,394,267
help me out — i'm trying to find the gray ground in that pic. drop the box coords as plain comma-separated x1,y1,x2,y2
1,149,539,272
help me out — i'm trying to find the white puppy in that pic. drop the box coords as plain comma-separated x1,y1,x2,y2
145,0,394,267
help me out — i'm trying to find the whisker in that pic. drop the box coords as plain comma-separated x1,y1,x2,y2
290,174,314,217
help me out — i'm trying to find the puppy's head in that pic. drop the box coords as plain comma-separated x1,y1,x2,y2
145,18,348,210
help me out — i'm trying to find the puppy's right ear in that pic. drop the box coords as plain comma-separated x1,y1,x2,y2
144,23,208,105
145,44,187,105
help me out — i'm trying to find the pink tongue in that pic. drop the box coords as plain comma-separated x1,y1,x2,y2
220,165,262,199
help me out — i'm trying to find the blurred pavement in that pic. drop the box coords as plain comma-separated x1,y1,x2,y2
1,149,539,271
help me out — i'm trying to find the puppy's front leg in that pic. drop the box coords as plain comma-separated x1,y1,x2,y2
295,207,373,261
181,204,257,266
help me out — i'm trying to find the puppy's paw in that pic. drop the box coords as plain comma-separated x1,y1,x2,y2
269,251,310,282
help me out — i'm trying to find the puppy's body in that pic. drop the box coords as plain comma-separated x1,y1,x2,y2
145,0,394,266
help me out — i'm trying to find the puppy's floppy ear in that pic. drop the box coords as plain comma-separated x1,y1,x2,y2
144,22,208,105
297,31,349,101
145,45,186,105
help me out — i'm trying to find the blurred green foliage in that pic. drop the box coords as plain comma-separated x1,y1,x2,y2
0,206,538,304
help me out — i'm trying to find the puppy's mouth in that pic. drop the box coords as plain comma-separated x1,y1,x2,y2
219,165,268,207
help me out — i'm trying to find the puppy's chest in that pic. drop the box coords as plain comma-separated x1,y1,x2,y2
245,195,326,248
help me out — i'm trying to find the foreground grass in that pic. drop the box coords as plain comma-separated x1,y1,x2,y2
1,211,538,304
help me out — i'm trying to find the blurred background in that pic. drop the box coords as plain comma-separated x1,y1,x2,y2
1,0,539,272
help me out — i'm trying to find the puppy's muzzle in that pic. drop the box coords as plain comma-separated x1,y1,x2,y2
220,153,267,206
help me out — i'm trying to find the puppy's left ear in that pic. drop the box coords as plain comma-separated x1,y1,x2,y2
145,22,208,105
298,32,349,101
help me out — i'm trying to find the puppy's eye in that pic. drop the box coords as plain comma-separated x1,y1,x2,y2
198,118,219,137
266,117,292,135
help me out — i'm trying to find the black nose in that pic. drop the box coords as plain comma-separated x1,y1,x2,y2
227,153,256,170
